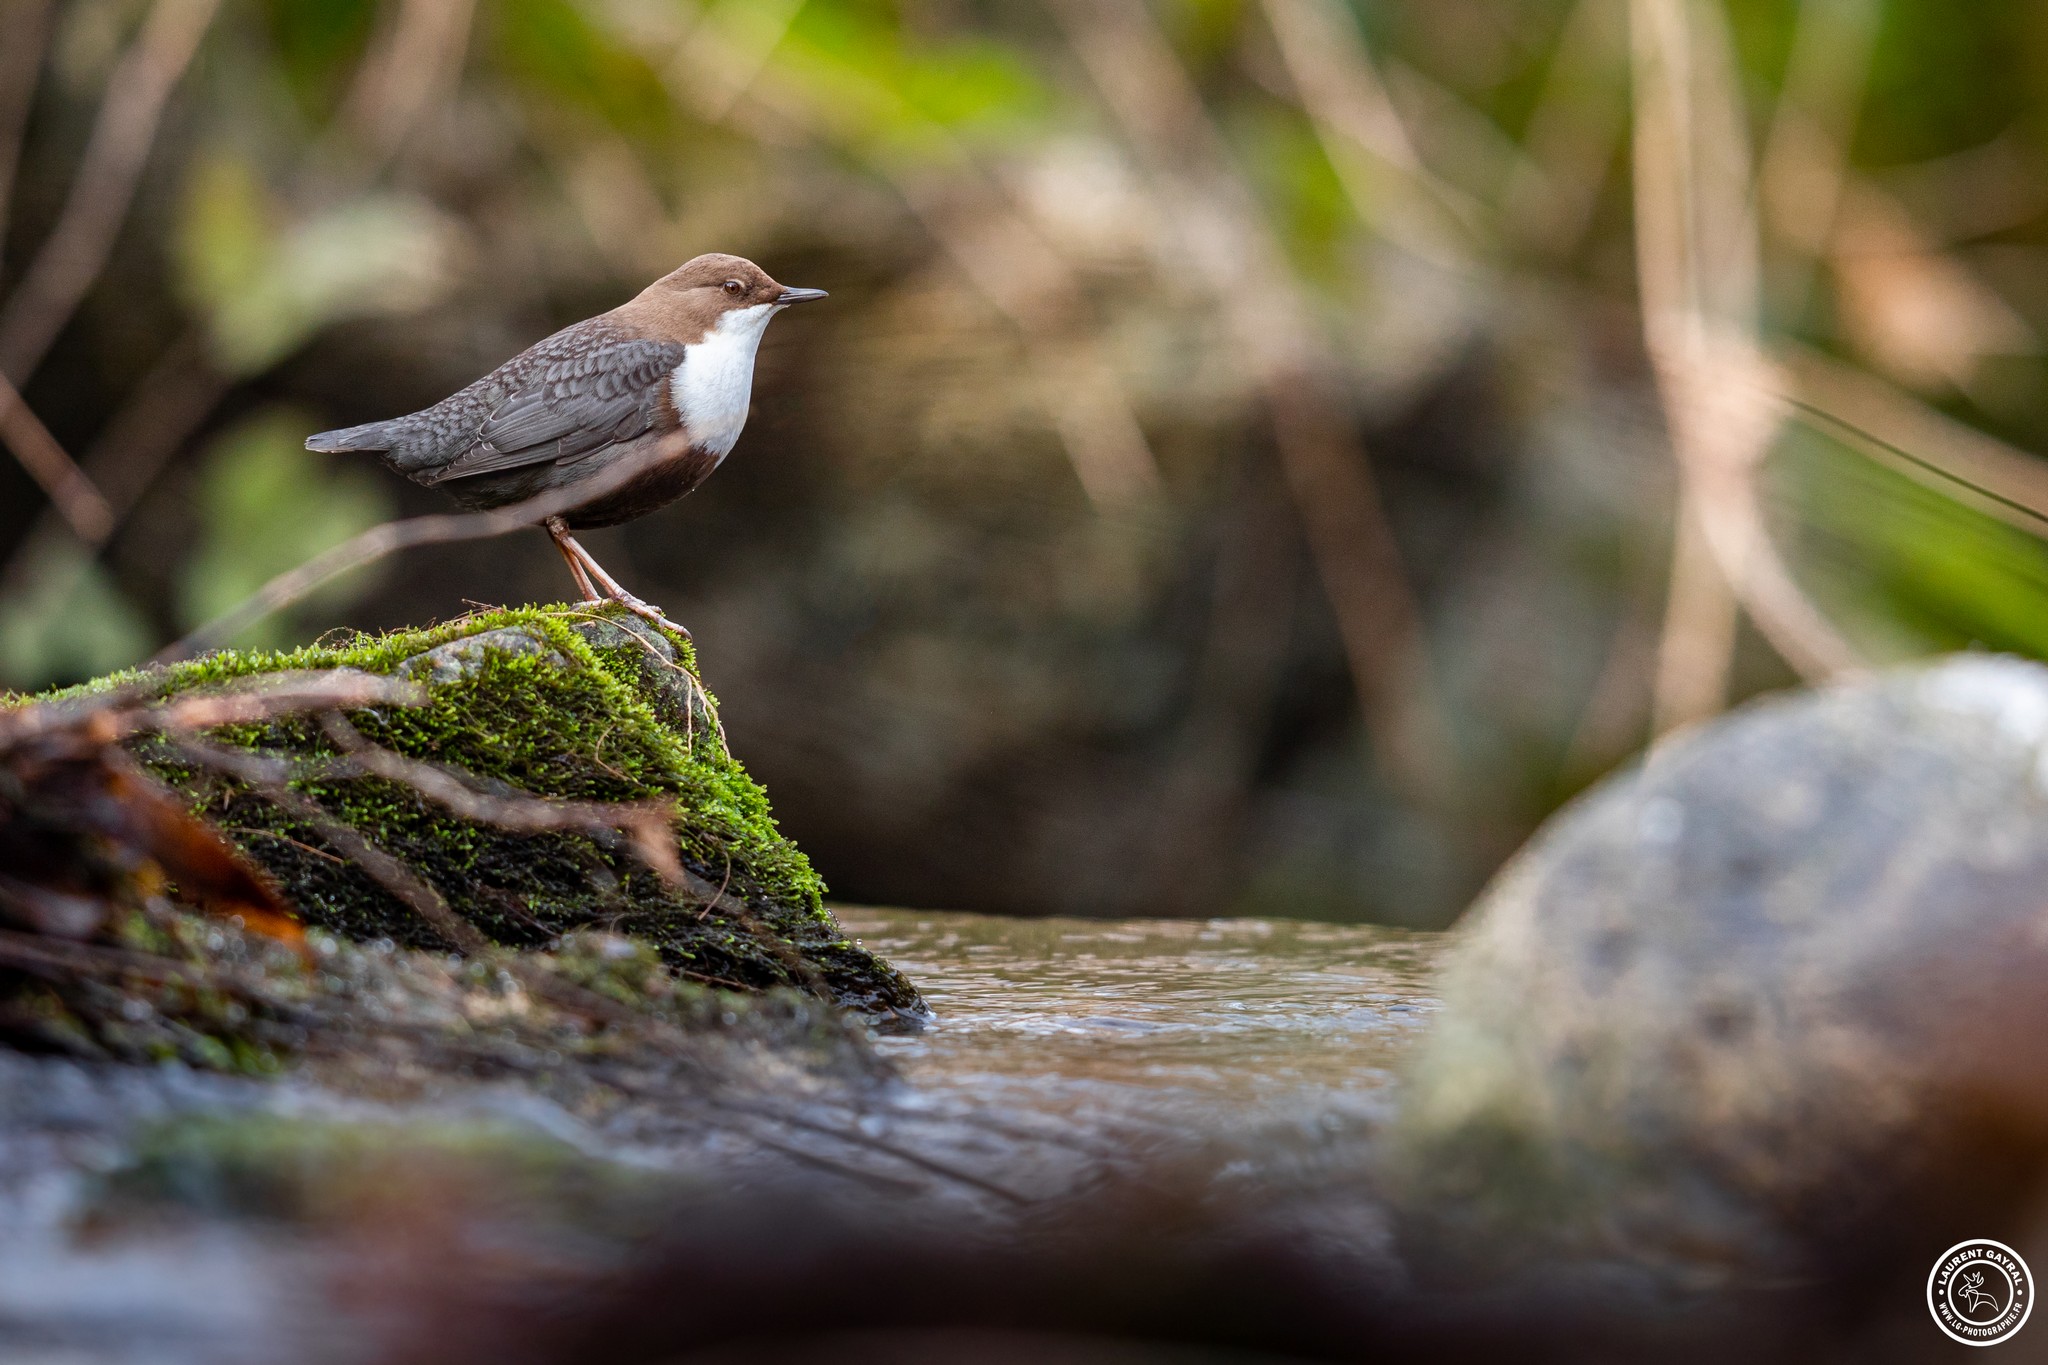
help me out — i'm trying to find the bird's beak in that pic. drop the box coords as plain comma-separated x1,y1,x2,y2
777,286,829,304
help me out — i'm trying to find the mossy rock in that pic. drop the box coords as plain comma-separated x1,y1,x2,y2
51,604,924,1020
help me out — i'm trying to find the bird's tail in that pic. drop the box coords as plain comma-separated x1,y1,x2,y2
305,419,401,454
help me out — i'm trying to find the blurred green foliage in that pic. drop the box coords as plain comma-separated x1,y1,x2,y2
1782,429,2048,659
6,0,2048,922
175,155,462,375
174,410,391,650
0,546,153,691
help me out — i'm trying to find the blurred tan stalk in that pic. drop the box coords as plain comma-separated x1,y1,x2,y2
1788,348,2048,535
1259,0,1485,266
1044,0,1453,801
0,0,221,556
661,4,1163,510
1756,0,1879,322
0,333,224,599
0,0,222,386
341,0,478,167
0,0,475,620
1631,0,1860,736
0,0,53,269
0,369,111,543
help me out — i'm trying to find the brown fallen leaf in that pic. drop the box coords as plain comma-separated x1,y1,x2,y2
0,733,303,944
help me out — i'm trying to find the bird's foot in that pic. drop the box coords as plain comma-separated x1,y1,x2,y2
608,591,692,641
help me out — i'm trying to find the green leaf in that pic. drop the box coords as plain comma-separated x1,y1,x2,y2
1779,427,2048,659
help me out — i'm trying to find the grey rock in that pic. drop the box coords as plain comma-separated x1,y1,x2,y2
399,626,566,685
566,615,719,739
1391,655,2048,1284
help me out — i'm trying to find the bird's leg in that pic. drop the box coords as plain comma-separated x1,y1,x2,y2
548,518,693,640
545,517,603,602
571,546,693,641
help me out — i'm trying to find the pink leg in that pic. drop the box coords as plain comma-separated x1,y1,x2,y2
546,518,691,639
546,517,603,602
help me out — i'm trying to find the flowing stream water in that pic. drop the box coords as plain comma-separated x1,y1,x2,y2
0,910,1454,1363
833,909,1451,1196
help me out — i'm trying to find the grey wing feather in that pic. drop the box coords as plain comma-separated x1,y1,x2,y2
404,325,685,484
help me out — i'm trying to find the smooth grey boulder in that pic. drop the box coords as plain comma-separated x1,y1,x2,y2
1390,655,2048,1288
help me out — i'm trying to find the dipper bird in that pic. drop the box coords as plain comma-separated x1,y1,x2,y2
305,253,826,637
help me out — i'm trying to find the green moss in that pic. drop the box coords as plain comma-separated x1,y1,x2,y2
50,603,923,1017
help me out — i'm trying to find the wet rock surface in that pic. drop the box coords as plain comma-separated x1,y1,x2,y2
15,654,2048,1361
115,604,922,1017
1392,654,2048,1289
0,910,1450,1363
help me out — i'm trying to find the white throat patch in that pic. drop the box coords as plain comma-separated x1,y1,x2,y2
670,302,783,460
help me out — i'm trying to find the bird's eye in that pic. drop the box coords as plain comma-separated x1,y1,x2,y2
722,279,745,296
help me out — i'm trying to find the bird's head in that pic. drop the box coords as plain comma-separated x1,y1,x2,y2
653,253,828,312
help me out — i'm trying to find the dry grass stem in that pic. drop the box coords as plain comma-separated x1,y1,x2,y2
0,0,53,269
0,671,425,751
1785,349,2048,532
0,0,470,596
1651,500,1738,733
8,676,802,1032
671,11,1164,509
0,0,223,385
4,668,714,920
1631,0,1861,733
165,732,492,954
315,713,686,888
1756,0,1879,316
342,0,479,166
674,0,807,126
158,437,703,661
0,332,227,604
0,368,113,544
1501,0,1632,257
1260,0,1485,264
1044,0,1453,800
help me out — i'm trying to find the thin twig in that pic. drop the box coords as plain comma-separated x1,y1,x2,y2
316,712,685,887
1042,0,1454,801
165,732,492,954
1259,0,1487,264
645,1085,1035,1206
0,670,425,748
1756,0,1880,322
0,0,465,591
0,0,54,269
0,368,112,543
1791,399,2048,536
555,606,728,751
1785,347,2048,528
0,331,227,608
1499,0,1632,258
157,436,695,661
0,0,223,385
5,780,680,1040
141,694,789,992
666,8,1163,508
224,826,351,866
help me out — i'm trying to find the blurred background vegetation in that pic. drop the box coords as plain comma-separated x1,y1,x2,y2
3,0,2047,927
